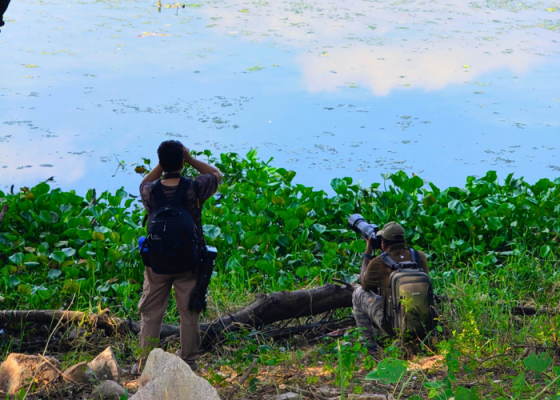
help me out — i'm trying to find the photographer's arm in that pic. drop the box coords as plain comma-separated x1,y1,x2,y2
359,238,375,281
184,147,223,182
142,164,164,184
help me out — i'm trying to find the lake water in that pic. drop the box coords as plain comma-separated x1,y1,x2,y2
1,0,559,195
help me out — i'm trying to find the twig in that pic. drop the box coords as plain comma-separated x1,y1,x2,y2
24,295,76,398
38,354,85,387
308,386,334,400
227,359,257,400
530,373,560,400
0,204,8,226
476,353,513,364
239,359,257,385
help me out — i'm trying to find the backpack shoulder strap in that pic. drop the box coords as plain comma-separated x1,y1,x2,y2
142,212,148,227
151,180,168,209
172,177,191,206
379,252,401,271
410,248,420,267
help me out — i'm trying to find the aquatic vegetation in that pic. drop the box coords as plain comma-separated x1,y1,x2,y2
0,150,559,311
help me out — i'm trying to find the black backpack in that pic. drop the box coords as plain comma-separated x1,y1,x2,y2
380,249,436,339
144,177,200,274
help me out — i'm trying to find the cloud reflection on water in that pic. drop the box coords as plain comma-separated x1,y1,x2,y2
0,129,87,189
297,45,537,95
201,0,558,95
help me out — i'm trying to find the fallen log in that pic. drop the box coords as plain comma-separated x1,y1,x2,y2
0,310,128,334
0,283,356,346
201,282,355,343
511,306,559,316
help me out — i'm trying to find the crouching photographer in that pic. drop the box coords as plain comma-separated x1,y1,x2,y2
348,216,433,354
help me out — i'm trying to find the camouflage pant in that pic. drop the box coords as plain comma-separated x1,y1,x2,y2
352,286,385,344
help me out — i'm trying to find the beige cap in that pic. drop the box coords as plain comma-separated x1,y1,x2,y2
378,221,405,240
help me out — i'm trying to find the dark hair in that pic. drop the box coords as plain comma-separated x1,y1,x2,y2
382,238,405,247
157,140,184,172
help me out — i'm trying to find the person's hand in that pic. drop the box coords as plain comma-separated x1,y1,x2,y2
364,236,374,254
183,146,193,165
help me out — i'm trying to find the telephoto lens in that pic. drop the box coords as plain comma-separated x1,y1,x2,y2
347,214,381,249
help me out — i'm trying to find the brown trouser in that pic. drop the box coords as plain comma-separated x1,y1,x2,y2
138,267,200,366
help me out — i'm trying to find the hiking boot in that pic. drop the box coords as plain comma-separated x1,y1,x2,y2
364,340,380,356
175,349,198,372
185,360,198,372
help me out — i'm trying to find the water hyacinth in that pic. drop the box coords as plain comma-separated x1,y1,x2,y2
0,149,559,310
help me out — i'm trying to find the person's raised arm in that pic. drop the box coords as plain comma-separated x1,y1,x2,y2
359,237,375,281
142,164,164,184
184,147,222,182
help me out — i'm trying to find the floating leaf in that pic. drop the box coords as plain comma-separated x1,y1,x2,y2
247,66,265,72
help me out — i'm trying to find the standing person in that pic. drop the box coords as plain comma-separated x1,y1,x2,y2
136,140,222,372
352,222,429,353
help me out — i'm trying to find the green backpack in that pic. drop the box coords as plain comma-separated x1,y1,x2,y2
380,249,436,339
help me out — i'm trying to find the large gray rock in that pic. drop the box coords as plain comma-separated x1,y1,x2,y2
0,353,60,394
63,361,96,385
88,347,121,383
130,349,219,400
91,380,127,400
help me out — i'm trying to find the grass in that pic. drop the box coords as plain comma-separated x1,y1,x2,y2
1,255,558,399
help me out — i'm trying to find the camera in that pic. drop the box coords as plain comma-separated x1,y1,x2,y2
189,245,218,312
347,214,382,249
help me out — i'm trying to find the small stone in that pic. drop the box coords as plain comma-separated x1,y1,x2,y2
129,349,219,400
91,380,127,400
317,386,340,396
67,328,87,340
88,347,121,382
267,393,300,400
63,362,96,385
348,394,391,400
0,353,60,394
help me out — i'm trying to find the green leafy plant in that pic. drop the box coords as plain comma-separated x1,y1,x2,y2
365,357,408,384
524,352,552,380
